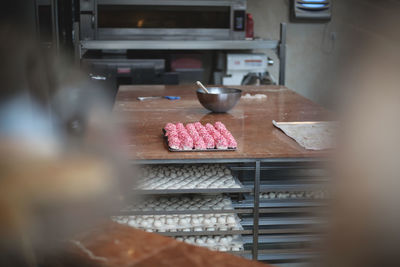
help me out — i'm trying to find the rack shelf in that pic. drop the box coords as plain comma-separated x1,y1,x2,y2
157,229,251,237
243,234,322,244
133,186,252,195
256,249,319,261
236,198,327,209
118,208,253,216
80,39,279,51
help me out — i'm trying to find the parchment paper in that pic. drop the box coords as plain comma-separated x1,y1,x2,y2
272,120,337,150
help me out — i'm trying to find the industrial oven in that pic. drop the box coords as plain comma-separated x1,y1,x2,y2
79,0,247,41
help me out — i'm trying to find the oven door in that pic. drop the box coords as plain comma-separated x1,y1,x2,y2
81,0,239,40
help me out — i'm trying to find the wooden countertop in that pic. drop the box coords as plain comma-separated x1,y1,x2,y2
113,85,333,161
64,222,268,267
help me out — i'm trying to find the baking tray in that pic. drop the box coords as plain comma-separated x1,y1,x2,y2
163,129,237,152
135,175,248,194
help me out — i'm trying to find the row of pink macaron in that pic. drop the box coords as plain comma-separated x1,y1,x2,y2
164,122,237,150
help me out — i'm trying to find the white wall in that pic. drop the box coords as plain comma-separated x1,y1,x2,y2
248,0,400,108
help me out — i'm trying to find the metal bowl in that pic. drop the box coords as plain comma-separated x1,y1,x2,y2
196,87,242,113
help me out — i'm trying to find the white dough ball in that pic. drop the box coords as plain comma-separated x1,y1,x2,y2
203,218,211,226
153,221,162,228
217,217,226,224
179,218,188,226
206,239,215,245
196,239,205,245
226,216,236,225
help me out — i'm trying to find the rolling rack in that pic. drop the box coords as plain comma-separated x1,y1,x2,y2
123,158,329,265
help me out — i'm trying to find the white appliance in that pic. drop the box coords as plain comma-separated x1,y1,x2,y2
223,53,268,85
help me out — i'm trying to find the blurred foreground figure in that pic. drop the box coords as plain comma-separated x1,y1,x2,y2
320,17,400,267
0,21,131,266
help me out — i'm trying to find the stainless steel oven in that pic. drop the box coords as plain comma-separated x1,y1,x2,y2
79,0,247,41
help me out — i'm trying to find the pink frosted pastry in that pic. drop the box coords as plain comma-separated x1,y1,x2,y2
186,123,204,150
214,121,227,132
166,130,178,138
185,123,200,138
195,123,215,149
224,134,237,148
214,122,237,148
186,123,196,131
180,134,194,150
197,127,208,136
175,122,193,149
165,131,179,141
205,123,229,149
175,122,186,132
205,123,216,133
202,134,215,149
213,134,228,149
194,122,203,129
206,123,222,139
168,135,181,150
164,123,177,132
193,136,207,150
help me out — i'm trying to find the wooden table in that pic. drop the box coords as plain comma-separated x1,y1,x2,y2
113,85,332,163
113,85,332,261
64,222,269,267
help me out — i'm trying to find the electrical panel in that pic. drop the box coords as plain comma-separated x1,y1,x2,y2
291,0,332,22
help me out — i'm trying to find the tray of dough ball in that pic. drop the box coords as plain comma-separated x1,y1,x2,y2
137,164,244,192
112,213,242,234
174,235,244,252
121,195,235,214
260,190,329,200
237,190,329,208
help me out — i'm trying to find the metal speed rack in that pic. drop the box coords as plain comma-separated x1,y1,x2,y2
122,158,329,265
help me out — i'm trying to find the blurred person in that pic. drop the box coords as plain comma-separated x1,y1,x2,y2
318,9,400,267
0,4,133,267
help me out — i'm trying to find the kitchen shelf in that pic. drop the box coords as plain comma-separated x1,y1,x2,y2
158,229,251,237
231,249,318,262
118,208,253,216
243,234,322,244
256,249,319,261
229,250,252,256
258,228,324,235
239,195,328,208
241,217,325,227
133,187,252,195
259,183,329,193
80,39,279,51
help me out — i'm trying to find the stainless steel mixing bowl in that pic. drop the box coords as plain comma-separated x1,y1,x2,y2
196,87,242,113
